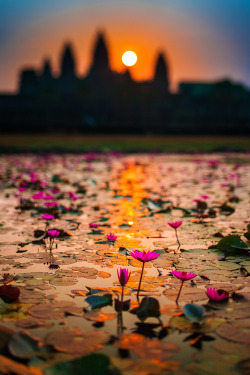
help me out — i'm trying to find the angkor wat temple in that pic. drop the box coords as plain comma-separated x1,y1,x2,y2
0,32,249,134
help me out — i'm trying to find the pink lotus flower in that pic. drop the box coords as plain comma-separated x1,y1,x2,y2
68,191,78,200
18,187,26,192
50,188,60,194
41,213,55,220
43,194,54,200
47,230,60,250
130,251,160,300
89,223,99,229
32,191,45,199
171,271,197,280
168,221,182,229
47,230,60,238
117,268,131,303
200,195,209,199
206,288,229,302
172,270,197,305
168,221,182,247
45,201,58,207
107,233,118,241
117,268,131,287
130,250,160,263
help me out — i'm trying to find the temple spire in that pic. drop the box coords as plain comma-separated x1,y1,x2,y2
60,43,76,77
88,31,111,80
153,52,169,91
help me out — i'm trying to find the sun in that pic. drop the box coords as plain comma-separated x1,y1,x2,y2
122,51,137,67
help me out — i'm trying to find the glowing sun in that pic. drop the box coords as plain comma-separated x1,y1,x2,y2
122,51,137,67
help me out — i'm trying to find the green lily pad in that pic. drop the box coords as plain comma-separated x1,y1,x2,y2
8,331,43,359
44,353,118,375
136,297,161,322
183,303,205,322
85,294,112,311
217,236,249,255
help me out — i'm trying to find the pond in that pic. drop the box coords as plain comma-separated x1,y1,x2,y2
0,152,249,375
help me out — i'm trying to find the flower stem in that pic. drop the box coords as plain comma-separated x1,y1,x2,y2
176,280,184,305
137,262,145,300
49,238,54,251
175,229,180,248
121,286,124,304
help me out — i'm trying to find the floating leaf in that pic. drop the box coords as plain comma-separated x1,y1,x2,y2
45,328,110,355
85,294,112,311
44,353,115,375
183,303,205,322
136,297,161,322
217,236,248,255
8,331,43,359
216,321,250,344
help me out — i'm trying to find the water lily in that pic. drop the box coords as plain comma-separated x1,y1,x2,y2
206,287,229,302
47,230,60,250
41,213,55,220
45,201,58,207
168,221,182,247
117,268,131,303
107,233,118,242
89,223,99,229
172,270,197,304
130,250,160,299
47,230,60,238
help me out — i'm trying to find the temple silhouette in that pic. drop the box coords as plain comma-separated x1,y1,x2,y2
0,31,249,134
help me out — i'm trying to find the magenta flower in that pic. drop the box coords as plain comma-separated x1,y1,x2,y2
68,191,78,200
32,192,45,199
47,230,60,250
41,213,55,220
117,268,131,287
206,288,229,302
117,268,131,303
45,201,58,207
18,187,26,192
168,221,182,247
200,195,209,199
89,223,99,229
172,270,197,305
43,194,55,200
107,233,118,241
130,251,160,300
47,230,60,238
168,221,182,229
172,271,197,281
130,250,160,263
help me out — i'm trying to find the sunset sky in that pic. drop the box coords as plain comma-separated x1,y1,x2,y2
0,0,249,92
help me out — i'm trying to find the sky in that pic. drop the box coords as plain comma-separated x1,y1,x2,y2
0,0,249,92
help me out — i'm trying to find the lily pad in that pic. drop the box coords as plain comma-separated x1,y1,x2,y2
217,236,249,255
44,353,116,375
136,297,161,322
